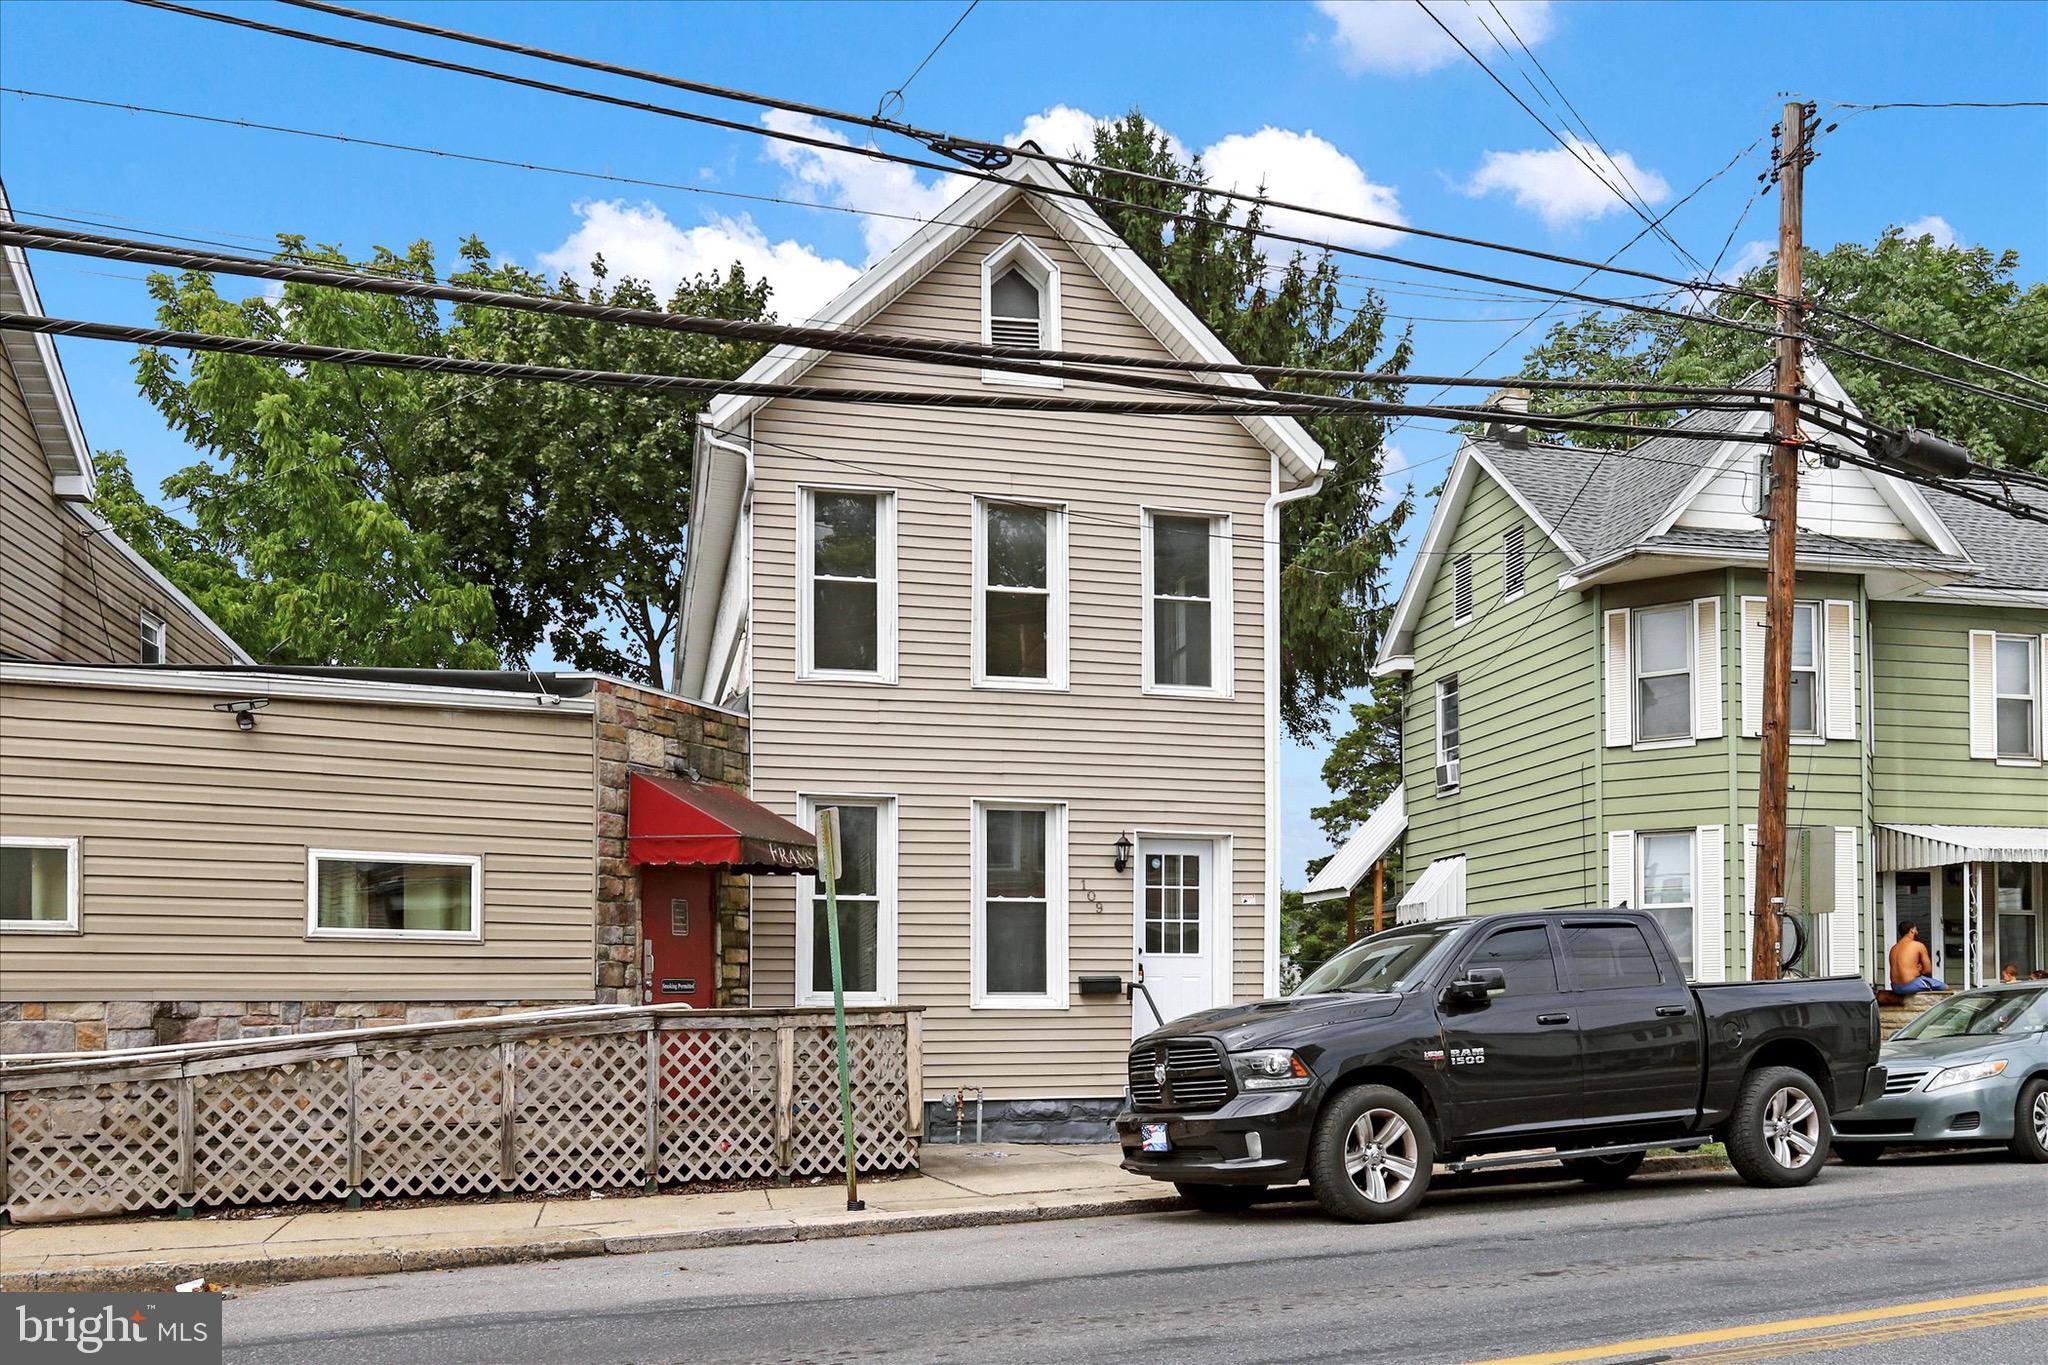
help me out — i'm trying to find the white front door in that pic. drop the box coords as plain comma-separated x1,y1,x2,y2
1134,837,1215,1038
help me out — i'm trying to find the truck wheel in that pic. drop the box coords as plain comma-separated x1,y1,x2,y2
1832,1141,1886,1165
1174,1182,1263,1212
2012,1078,2048,1163
1308,1085,1433,1223
1727,1065,1830,1188
1560,1150,1645,1186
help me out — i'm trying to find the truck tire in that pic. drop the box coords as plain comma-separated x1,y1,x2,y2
1560,1150,1645,1186
1174,1182,1263,1212
2012,1077,2048,1163
1831,1141,1886,1165
1308,1084,1433,1223
1727,1065,1830,1188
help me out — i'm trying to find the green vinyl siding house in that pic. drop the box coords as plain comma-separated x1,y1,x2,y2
1342,360,2047,987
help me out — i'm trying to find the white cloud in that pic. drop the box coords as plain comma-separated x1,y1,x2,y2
1374,444,1412,519
760,109,966,262
1461,136,1670,229
1317,0,1555,76
1203,126,1405,249
537,199,859,325
1006,105,1191,164
1724,238,1775,279
1899,214,1958,248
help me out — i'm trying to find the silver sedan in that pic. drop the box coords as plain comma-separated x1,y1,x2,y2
1831,983,2047,1164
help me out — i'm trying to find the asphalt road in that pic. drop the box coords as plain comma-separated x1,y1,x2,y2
222,1151,2047,1365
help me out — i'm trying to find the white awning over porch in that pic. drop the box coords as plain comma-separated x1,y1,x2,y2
1301,789,1405,904
1878,824,2048,871
1397,855,1467,923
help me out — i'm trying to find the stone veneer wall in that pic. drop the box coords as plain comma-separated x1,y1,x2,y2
0,1000,559,1054
589,679,751,1008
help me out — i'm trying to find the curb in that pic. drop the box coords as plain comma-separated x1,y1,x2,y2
0,1154,1732,1293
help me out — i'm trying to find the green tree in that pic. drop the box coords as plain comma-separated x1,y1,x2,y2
1518,228,2048,472
1071,114,1415,741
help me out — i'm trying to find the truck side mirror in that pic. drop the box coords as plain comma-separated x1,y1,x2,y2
1441,967,1507,1009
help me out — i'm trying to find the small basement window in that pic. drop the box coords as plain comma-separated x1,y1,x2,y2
308,850,481,941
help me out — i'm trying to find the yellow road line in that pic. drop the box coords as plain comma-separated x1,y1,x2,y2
1466,1283,2048,1365
1679,1301,2048,1363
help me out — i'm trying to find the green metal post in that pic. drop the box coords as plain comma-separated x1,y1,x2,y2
818,808,865,1212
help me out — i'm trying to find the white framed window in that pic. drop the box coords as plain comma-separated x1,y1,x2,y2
1789,601,1822,738
974,499,1067,688
797,486,897,683
1994,634,2040,760
1142,508,1230,697
1501,525,1527,602
1435,675,1461,792
980,235,1061,387
971,801,1068,1009
138,609,167,665
1633,603,1693,743
1637,831,1695,978
1453,554,1475,625
1,835,79,933
797,795,897,1005
306,849,482,942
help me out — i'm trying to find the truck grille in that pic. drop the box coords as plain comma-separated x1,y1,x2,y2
1884,1068,1930,1096
1128,1038,1233,1112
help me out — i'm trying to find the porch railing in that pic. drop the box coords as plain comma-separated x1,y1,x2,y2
0,1004,922,1224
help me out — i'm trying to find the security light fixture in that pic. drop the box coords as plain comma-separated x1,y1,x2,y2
213,698,270,731
1113,832,1134,874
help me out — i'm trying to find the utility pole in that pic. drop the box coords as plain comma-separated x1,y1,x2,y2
1752,100,1816,982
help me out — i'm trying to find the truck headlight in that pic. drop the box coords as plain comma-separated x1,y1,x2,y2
1231,1049,1312,1091
1925,1059,2007,1092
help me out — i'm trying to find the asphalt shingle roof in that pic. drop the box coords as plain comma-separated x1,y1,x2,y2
1917,481,2048,592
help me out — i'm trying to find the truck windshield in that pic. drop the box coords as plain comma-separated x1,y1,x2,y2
1295,922,1471,997
1893,987,2046,1040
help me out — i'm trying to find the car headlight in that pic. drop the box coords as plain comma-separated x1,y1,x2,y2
1925,1059,2007,1092
1230,1048,1312,1091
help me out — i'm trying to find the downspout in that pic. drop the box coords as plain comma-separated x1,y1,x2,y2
1263,457,1325,998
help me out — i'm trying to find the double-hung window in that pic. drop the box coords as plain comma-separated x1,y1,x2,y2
1995,634,2041,760
800,487,896,682
307,850,481,941
1,836,79,932
1144,510,1228,696
1636,831,1695,978
975,500,1066,687
1633,604,1693,743
800,797,895,1004
1789,602,1822,737
972,802,1067,1008
1435,675,1461,792
138,610,167,664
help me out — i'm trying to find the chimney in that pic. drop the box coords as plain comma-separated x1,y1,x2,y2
1484,387,1530,448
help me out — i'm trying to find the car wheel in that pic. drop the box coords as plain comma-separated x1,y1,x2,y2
2011,1078,2048,1164
1308,1084,1433,1223
1727,1065,1831,1188
1832,1141,1887,1166
1174,1182,1263,1212
1561,1150,1646,1186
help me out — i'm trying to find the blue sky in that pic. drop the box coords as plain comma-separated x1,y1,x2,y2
4,0,2045,881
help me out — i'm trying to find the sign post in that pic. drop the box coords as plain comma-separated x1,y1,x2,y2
816,807,864,1212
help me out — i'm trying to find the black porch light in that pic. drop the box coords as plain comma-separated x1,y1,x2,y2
1113,832,1134,874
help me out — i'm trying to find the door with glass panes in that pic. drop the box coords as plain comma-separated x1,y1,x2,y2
1134,838,1216,1038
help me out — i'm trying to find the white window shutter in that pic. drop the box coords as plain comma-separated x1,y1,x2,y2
1604,609,1632,747
1967,630,1997,759
1740,597,1766,737
1823,600,1856,740
1742,824,1758,981
1693,597,1723,740
1608,830,1634,907
1828,827,1860,978
1694,824,1727,983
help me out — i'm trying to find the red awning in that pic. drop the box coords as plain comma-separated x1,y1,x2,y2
628,773,817,874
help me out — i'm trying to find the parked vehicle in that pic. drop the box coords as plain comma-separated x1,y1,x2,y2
1831,983,2047,1164
1114,910,1885,1222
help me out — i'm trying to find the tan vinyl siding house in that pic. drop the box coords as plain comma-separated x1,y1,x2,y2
679,157,1323,1129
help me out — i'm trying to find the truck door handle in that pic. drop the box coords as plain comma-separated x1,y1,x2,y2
1537,1013,1571,1026
1655,1005,1689,1018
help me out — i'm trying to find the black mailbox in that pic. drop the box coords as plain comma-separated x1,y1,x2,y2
1078,974,1124,997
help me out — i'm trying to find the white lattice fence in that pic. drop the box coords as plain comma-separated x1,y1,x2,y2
1,1006,920,1224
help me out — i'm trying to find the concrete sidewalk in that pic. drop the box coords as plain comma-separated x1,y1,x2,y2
0,1144,1178,1292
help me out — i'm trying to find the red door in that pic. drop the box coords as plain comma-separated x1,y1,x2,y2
641,866,716,1008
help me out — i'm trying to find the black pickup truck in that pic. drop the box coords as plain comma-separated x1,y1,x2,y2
1115,910,1884,1222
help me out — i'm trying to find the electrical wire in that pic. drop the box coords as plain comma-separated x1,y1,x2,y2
873,0,978,121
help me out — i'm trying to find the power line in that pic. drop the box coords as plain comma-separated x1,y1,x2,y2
1828,99,2048,110
874,0,978,121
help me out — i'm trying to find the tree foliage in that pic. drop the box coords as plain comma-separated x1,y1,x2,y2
1519,228,2048,472
1071,114,1415,741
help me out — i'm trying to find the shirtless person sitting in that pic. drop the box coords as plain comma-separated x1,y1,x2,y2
1888,923,1949,993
